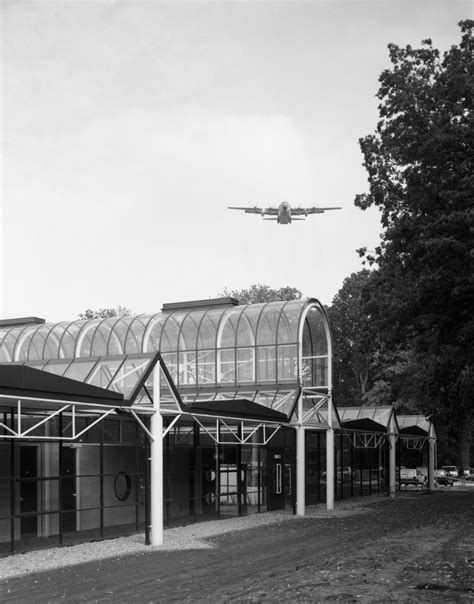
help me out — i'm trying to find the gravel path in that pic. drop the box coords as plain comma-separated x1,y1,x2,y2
2,490,472,603
0,495,382,580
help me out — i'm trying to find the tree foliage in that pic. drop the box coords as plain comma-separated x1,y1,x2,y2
219,284,303,305
354,21,473,467
329,270,376,406
78,306,131,320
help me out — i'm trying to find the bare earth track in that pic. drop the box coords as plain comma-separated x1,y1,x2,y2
1,490,473,603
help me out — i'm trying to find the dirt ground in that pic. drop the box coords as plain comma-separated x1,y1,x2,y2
1,490,473,603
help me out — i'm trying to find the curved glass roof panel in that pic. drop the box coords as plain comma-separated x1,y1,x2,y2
42,322,69,359
142,314,164,353
277,300,303,345
256,302,281,346
234,311,254,348
180,310,205,351
218,309,239,348
0,345,10,363
111,316,138,354
15,327,39,362
0,329,18,362
76,319,104,357
124,314,149,354
26,324,50,360
90,318,115,357
236,305,260,346
302,305,328,357
198,309,221,349
56,322,80,359
160,313,185,352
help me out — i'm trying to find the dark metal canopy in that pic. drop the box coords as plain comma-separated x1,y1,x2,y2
183,399,289,424
340,418,387,433
397,415,432,437
0,364,125,408
399,425,429,437
337,406,398,434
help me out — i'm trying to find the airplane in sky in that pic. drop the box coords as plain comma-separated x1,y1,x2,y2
228,201,342,224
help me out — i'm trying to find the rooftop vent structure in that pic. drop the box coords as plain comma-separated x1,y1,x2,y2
161,297,239,313
0,317,45,328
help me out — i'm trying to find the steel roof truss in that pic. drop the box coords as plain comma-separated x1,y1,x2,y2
300,394,328,426
162,414,183,439
403,436,427,450
190,416,281,445
350,432,385,449
129,408,153,441
0,401,116,441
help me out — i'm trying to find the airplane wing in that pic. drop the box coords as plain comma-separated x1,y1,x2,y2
291,206,342,215
228,206,279,216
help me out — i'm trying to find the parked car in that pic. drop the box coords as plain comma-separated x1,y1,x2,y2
337,466,353,482
417,467,428,481
441,465,459,478
435,469,454,486
321,466,353,482
400,468,426,488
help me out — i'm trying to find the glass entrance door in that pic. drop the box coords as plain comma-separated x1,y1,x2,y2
20,446,38,538
61,446,76,533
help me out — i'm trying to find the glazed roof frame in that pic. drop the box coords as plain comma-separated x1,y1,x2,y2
0,299,324,357
0,299,331,393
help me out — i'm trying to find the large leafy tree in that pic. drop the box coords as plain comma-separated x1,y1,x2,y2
219,284,302,304
355,21,473,467
329,270,376,406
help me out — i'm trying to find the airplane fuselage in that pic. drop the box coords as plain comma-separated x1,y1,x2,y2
277,201,292,224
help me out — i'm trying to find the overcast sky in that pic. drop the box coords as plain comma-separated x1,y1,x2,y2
1,0,469,322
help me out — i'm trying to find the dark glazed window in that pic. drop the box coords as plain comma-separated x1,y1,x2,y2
114,471,132,501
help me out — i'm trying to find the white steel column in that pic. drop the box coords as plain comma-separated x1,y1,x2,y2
151,362,163,546
326,389,334,511
388,430,396,498
428,427,436,491
296,394,305,516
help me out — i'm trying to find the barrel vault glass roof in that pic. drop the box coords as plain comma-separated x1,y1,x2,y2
0,299,331,421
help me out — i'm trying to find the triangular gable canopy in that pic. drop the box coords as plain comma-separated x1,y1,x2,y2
183,399,289,424
397,415,433,437
0,353,162,410
338,406,398,434
0,364,125,408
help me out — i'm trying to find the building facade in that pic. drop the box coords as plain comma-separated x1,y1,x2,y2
0,298,435,555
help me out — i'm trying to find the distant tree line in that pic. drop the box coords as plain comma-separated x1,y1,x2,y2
219,284,302,305
78,306,131,320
